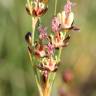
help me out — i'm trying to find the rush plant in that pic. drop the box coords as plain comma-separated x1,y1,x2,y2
25,0,80,96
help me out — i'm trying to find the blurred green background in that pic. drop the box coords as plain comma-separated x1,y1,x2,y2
0,0,96,96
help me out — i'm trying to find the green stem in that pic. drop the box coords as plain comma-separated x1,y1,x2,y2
54,0,58,15
30,56,43,96
49,73,56,95
58,48,62,62
28,50,43,96
35,76,43,96
32,17,35,46
32,17,39,46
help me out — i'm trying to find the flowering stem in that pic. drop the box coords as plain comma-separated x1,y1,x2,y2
54,0,58,15
49,32,67,94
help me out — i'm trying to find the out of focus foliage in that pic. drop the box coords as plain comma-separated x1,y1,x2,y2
0,0,96,96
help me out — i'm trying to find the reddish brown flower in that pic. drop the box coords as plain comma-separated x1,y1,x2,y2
50,32,65,48
37,56,58,72
26,0,48,16
34,42,46,58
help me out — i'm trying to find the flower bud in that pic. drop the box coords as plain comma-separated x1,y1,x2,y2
62,69,74,83
25,32,32,47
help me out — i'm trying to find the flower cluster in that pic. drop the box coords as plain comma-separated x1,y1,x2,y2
25,0,79,96
51,0,80,32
